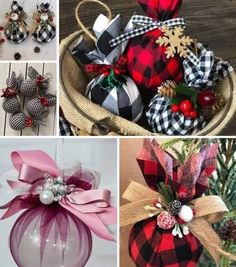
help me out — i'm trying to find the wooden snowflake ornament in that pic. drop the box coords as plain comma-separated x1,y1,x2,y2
156,26,193,59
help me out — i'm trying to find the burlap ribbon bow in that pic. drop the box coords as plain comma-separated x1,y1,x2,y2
121,181,236,265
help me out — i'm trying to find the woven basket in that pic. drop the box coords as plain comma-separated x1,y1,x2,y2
60,2,236,136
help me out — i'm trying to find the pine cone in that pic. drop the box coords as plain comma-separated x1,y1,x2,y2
158,80,177,98
211,94,226,112
9,113,26,131
26,98,44,116
218,220,236,242
168,200,182,215
2,97,21,113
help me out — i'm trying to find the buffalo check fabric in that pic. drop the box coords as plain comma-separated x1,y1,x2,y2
146,96,206,135
72,14,143,121
183,43,234,89
129,218,203,267
125,0,184,90
4,1,29,44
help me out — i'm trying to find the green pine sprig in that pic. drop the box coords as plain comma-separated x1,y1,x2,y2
157,182,176,204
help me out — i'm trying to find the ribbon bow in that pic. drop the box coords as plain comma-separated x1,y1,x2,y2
0,150,116,241
109,15,185,47
86,55,127,76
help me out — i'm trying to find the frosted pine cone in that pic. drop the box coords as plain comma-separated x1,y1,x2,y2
157,211,176,230
168,200,182,215
2,97,21,113
9,113,26,131
26,98,44,116
20,80,37,97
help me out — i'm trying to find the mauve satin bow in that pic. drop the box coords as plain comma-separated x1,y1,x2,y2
0,150,116,241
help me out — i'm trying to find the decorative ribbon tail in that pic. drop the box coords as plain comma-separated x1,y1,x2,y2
60,194,117,241
0,195,39,220
188,218,236,264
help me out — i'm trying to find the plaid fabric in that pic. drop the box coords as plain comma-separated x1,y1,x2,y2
86,74,143,122
32,3,56,44
136,139,218,200
4,1,29,44
110,16,185,47
146,95,206,135
183,43,233,89
126,0,184,90
129,217,203,267
60,116,72,136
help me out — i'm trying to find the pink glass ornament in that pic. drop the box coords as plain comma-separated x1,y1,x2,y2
10,204,92,267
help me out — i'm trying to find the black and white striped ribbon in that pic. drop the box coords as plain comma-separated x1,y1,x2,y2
109,15,185,47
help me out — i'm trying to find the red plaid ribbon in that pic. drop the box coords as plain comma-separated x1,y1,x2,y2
86,55,127,76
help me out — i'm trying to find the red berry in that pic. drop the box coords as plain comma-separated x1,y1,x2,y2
40,97,49,107
189,110,198,119
183,111,191,117
114,68,121,75
197,90,216,107
171,104,180,113
103,70,110,77
180,100,193,113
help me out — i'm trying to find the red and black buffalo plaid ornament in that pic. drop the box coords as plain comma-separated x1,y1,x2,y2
128,139,218,267
129,217,203,267
126,0,184,90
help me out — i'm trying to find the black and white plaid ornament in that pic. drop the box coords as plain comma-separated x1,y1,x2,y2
72,14,143,122
32,2,56,44
9,112,26,131
146,95,206,135
26,98,44,116
2,97,20,113
183,43,233,89
4,1,29,44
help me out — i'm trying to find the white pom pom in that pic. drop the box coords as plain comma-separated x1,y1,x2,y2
178,205,194,222
39,189,54,205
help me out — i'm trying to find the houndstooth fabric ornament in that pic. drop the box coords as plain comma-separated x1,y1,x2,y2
4,1,29,44
72,14,143,121
2,97,20,113
9,112,26,130
20,79,37,97
6,71,24,92
28,66,50,89
26,98,44,116
32,2,56,44
146,95,206,135
46,94,56,106
183,43,233,89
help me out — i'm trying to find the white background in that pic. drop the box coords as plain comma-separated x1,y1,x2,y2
0,138,117,267
0,0,57,61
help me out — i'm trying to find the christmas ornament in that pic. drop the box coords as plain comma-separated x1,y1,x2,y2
1,67,56,132
197,90,216,107
0,150,116,267
178,205,194,223
120,139,236,266
4,1,29,44
32,2,56,43
156,26,193,59
110,0,185,90
72,14,143,122
156,211,176,230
